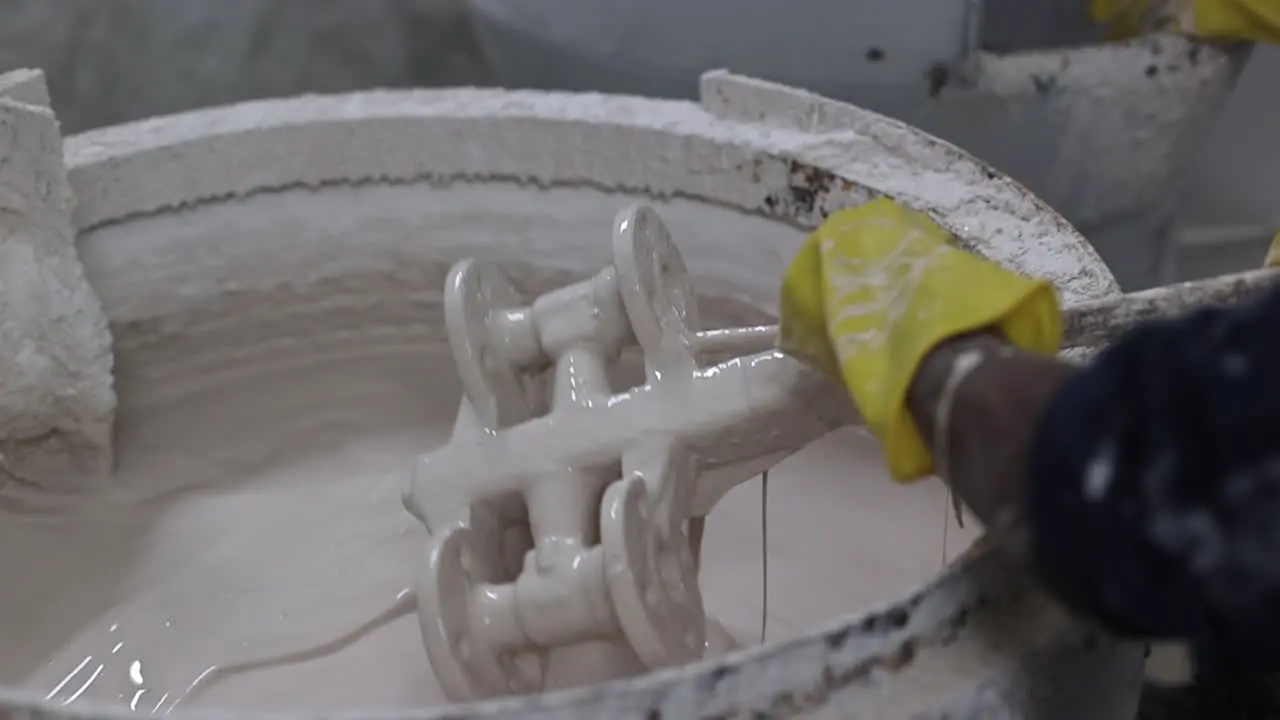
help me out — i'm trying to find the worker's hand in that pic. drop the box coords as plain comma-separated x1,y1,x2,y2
1090,0,1280,43
777,198,1062,483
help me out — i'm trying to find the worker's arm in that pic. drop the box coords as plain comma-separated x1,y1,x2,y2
905,331,1072,547
779,201,1280,712
1035,287,1280,654
908,286,1280,715
907,287,1280,636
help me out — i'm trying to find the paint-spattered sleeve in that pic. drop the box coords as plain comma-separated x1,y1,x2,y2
1027,284,1280,678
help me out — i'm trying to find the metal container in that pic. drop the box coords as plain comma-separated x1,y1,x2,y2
0,69,1137,718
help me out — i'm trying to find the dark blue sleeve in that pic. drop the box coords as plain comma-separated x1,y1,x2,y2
1028,284,1280,689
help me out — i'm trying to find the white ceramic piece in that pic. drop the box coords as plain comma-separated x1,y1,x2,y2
601,438,705,669
612,203,701,374
418,514,542,700
414,203,829,700
444,260,541,429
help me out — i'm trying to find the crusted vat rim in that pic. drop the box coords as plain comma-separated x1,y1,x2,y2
62,71,1119,304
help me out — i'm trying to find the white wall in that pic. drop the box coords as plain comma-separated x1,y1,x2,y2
1164,46,1280,279
1182,46,1280,229
0,0,491,133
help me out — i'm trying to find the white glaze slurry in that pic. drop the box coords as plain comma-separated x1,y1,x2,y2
0,344,976,713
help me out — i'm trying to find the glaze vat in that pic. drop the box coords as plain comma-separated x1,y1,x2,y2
0,70,1142,718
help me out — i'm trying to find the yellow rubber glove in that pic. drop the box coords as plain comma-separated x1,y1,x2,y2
1265,232,1280,268
1091,0,1280,43
777,198,1063,482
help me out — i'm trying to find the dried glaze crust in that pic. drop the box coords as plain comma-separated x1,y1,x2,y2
0,70,115,491
2,72,1139,719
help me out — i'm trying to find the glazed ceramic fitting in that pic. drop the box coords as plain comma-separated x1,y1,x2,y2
408,203,855,701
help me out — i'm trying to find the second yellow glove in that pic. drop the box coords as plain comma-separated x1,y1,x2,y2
1265,231,1280,269
1091,0,1280,43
